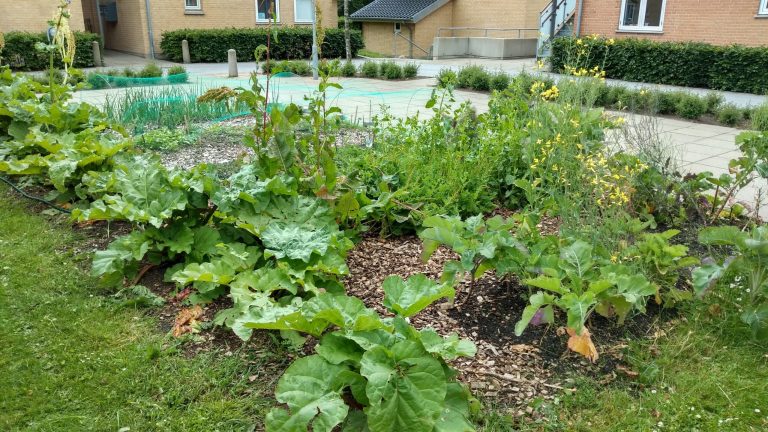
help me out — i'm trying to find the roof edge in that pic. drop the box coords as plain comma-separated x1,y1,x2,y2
411,0,451,23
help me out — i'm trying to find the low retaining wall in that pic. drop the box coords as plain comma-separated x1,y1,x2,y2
432,37,538,60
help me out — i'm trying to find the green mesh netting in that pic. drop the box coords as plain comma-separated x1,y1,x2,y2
87,73,189,90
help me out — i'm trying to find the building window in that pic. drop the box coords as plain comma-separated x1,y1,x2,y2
294,0,313,23
394,22,402,33
760,0,768,15
619,0,666,32
257,0,279,22
185,0,201,10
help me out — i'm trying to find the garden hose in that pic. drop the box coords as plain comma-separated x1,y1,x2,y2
0,175,72,214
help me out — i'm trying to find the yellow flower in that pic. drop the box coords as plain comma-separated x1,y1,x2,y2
607,38,616,46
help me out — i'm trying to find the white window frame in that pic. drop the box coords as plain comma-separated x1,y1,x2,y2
184,0,201,11
256,0,280,23
294,0,314,24
759,0,768,15
618,0,667,33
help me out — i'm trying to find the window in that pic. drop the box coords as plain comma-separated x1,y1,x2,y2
760,0,768,15
294,0,313,23
394,22,402,33
257,0,279,22
619,0,666,32
185,0,201,10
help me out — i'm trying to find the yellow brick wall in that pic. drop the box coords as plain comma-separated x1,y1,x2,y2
148,0,338,57
362,22,409,57
577,0,768,47
413,2,453,57
451,0,548,34
102,0,149,56
0,0,86,33
360,0,547,58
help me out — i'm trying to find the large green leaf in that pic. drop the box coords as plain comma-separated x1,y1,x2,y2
433,383,476,432
304,294,387,332
515,291,555,336
382,274,454,317
741,304,768,340
559,240,594,278
266,355,350,432
360,341,447,432
420,216,466,261
698,226,747,248
418,329,477,360
262,222,334,262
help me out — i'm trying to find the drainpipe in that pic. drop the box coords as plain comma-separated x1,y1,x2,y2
95,0,105,45
575,0,585,37
144,0,156,59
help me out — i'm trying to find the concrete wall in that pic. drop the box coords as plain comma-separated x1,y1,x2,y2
433,37,538,59
0,0,86,33
361,22,412,57
576,0,768,47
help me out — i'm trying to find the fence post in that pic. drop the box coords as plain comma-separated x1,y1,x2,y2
91,41,102,67
181,39,191,64
227,49,238,77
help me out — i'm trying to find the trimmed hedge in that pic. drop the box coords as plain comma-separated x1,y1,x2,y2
160,27,364,62
3,31,102,71
551,37,768,94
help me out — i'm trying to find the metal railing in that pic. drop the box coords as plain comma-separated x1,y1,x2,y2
436,27,539,39
395,32,430,56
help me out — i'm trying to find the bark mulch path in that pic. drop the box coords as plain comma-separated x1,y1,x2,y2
343,235,662,415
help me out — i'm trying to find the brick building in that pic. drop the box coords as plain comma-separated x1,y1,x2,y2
350,0,548,58
2,0,338,58
573,0,768,47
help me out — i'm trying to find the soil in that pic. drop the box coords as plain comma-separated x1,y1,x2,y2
342,235,666,414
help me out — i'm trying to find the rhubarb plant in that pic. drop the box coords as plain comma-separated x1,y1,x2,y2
234,275,477,432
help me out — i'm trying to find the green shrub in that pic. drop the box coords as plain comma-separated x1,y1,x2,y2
167,65,187,76
167,65,188,83
160,28,364,62
137,128,197,152
489,72,511,91
716,104,743,127
122,67,137,78
138,63,163,78
607,86,631,109
340,61,357,77
457,65,490,91
551,36,768,94
3,31,102,71
656,91,685,115
675,94,708,120
753,103,768,131
402,62,419,79
380,61,403,80
360,60,379,78
319,59,341,76
704,92,724,114
436,69,457,88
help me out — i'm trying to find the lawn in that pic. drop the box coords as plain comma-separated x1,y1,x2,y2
0,190,283,431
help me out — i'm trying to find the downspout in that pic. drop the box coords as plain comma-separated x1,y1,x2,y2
95,0,105,45
575,0,585,37
144,0,156,59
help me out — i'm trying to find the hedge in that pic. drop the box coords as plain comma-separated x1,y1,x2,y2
550,36,768,94
160,27,364,63
3,31,102,71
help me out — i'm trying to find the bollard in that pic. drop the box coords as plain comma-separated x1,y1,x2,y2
227,49,238,77
181,39,191,64
92,41,102,67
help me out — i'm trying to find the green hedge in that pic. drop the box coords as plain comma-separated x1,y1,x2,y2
550,37,768,94
3,31,102,71
160,27,364,62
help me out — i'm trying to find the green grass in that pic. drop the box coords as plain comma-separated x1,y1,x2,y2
481,306,768,431
357,49,387,59
0,188,284,431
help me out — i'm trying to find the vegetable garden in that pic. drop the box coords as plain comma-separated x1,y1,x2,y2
2,4,768,431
